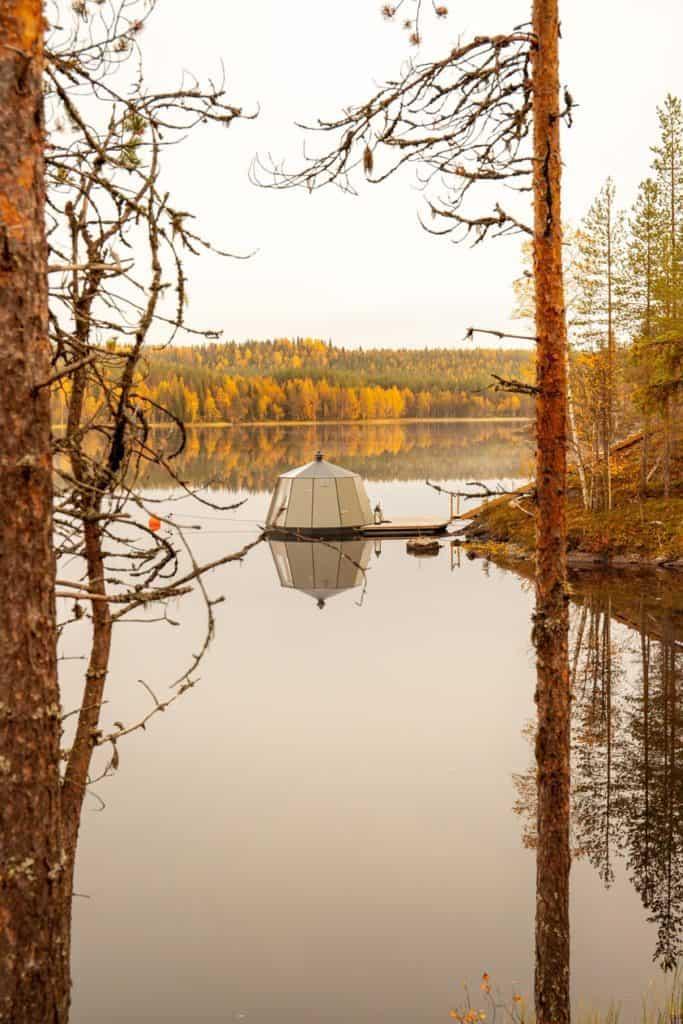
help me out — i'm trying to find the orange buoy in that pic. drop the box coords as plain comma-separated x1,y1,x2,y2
148,515,161,532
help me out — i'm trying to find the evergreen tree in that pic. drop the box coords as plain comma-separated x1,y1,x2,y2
626,178,663,342
652,95,683,326
624,178,664,491
650,95,683,494
574,179,627,509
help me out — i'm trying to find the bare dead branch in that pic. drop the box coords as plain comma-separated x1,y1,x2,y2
33,352,97,392
46,1,260,837
464,326,539,342
489,373,540,396
253,28,536,244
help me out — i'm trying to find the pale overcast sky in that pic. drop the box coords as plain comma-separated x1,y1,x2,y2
138,0,681,349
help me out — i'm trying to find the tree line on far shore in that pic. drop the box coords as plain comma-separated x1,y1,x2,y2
51,338,536,423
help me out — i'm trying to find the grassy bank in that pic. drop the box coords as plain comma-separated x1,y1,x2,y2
449,970,683,1024
462,433,683,568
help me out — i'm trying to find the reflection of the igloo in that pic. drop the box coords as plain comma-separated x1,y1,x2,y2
269,538,372,609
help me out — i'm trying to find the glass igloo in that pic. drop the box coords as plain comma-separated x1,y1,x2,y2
266,452,373,536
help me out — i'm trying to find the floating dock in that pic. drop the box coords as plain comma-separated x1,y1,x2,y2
361,517,450,537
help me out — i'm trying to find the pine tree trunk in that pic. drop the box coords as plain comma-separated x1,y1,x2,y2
566,354,588,508
0,3,70,1020
590,425,598,511
639,420,649,498
663,394,671,498
606,190,615,509
602,399,612,512
531,2,571,1022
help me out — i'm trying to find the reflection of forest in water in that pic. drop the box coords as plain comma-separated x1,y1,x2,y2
515,570,683,970
136,419,683,982
141,421,533,491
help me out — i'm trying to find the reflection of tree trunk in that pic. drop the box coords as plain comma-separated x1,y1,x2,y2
570,605,588,692
663,616,675,960
640,599,653,902
603,605,612,883
587,606,598,707
531,2,571,1022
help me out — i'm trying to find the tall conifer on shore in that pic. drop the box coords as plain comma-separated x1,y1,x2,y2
625,178,663,491
574,179,626,510
651,95,683,494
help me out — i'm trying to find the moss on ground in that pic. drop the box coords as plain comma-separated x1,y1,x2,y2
463,435,683,566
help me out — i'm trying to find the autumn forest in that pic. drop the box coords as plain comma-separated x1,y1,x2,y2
2,2,682,1024
52,339,536,423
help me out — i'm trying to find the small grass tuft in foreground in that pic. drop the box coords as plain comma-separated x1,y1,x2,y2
448,971,683,1024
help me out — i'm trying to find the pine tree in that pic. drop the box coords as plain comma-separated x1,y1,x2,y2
574,179,627,510
650,95,683,495
652,95,683,324
626,178,663,343
0,3,68,1019
513,230,591,507
624,178,664,492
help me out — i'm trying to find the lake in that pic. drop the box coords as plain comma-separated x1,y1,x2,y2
64,422,682,1023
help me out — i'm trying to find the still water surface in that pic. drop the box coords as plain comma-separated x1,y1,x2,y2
67,423,681,1022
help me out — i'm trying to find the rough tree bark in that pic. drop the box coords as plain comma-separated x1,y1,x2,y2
0,2,70,1021
531,1,571,1023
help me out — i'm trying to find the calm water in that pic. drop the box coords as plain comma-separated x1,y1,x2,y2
63,423,681,1023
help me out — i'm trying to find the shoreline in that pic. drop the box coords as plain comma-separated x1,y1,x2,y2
459,537,683,572
146,416,533,428
455,544,683,642
452,430,682,572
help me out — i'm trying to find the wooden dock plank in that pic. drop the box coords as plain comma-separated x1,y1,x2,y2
361,517,450,537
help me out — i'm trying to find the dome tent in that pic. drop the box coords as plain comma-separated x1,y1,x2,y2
266,452,373,535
